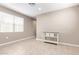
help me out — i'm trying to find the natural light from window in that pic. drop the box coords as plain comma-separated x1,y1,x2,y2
0,12,24,32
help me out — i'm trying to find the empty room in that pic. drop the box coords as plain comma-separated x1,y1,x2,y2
0,3,79,55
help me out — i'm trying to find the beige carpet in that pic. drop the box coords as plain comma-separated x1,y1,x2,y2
0,39,79,55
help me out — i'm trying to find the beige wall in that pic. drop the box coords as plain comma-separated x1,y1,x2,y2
33,20,36,37
36,6,79,45
0,6,35,44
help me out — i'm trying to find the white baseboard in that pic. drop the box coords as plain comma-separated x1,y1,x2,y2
36,38,79,48
1,37,79,48
0,36,35,46
59,42,79,47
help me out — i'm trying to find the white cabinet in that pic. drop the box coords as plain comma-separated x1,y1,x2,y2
43,32,59,44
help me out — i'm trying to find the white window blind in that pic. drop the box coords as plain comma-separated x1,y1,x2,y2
0,12,24,32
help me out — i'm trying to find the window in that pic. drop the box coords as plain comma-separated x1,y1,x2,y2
0,12,24,32
14,16,24,32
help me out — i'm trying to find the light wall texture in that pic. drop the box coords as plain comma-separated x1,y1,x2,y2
0,5,35,44
36,5,79,45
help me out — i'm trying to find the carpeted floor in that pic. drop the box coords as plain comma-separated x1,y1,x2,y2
0,39,79,55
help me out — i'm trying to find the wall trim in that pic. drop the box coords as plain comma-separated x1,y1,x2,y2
36,38,79,48
1,37,79,48
59,42,79,48
0,36,35,46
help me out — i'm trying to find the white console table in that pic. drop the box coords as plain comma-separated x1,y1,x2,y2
43,32,59,44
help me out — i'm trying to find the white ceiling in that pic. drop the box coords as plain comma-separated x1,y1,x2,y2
0,3,78,18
